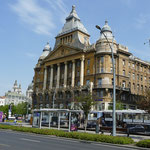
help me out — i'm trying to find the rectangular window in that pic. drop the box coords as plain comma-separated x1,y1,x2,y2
137,74,139,80
98,78,102,86
87,69,90,75
100,56,104,63
123,70,125,76
141,66,143,71
129,82,131,88
100,90,103,97
132,63,135,68
77,71,80,77
141,85,143,91
69,63,72,69
128,62,130,67
141,75,143,81
133,83,135,90
128,72,130,77
137,84,139,91
77,81,80,86
77,61,80,67
110,67,113,73
87,59,90,66
86,80,90,86
122,59,125,66
122,81,126,88
101,67,104,73
133,73,135,80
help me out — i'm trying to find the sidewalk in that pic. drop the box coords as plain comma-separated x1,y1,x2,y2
20,122,150,142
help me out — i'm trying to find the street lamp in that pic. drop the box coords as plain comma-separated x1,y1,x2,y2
53,91,56,109
96,25,116,136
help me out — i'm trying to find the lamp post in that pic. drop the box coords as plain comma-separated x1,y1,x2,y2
96,25,116,136
53,91,56,109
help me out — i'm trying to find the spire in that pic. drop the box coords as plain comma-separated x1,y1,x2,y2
66,5,80,21
43,42,50,51
39,42,50,60
57,5,89,37
100,20,113,40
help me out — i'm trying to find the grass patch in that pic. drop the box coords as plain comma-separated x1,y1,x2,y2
136,139,150,148
0,124,134,145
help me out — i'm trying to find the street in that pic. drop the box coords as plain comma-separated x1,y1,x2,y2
0,129,136,150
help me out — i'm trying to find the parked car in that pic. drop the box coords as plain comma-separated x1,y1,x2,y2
87,121,96,128
129,125,145,133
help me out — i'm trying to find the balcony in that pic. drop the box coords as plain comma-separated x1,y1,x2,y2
93,84,130,91
94,84,113,89
119,87,130,91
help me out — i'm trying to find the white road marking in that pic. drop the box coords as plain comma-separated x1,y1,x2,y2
20,138,40,143
0,143,10,147
91,143,135,150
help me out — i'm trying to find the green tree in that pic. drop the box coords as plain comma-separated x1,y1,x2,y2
137,89,150,113
15,102,27,116
108,101,124,110
0,105,9,117
76,92,96,132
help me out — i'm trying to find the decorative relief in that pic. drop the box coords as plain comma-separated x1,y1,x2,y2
46,47,79,61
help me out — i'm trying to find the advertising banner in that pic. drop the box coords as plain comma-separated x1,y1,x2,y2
0,112,3,122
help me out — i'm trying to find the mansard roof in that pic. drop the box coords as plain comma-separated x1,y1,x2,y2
57,5,89,37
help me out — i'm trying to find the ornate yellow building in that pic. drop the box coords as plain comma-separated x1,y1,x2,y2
32,6,150,110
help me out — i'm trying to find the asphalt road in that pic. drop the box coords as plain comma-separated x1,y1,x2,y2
0,130,136,150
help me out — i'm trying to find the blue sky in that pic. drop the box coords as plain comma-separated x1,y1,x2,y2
0,0,150,96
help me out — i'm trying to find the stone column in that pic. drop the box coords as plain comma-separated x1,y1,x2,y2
64,62,67,88
71,60,75,87
49,65,53,89
80,56,85,86
56,63,60,88
43,66,47,90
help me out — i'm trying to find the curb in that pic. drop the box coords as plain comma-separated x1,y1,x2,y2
0,127,149,150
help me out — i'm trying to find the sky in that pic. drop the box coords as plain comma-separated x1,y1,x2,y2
0,0,150,96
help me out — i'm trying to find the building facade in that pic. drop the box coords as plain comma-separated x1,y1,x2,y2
0,96,5,106
5,80,28,105
32,6,150,110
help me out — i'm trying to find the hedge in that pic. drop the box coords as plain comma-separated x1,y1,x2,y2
136,139,150,148
0,125,134,145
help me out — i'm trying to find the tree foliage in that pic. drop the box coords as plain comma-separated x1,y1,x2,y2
75,92,96,131
137,89,150,113
0,102,28,117
108,101,124,110
0,105,9,116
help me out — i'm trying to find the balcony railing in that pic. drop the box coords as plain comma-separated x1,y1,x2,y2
94,84,113,89
94,84,130,91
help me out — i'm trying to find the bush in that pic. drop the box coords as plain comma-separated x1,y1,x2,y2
0,125,134,145
136,139,150,148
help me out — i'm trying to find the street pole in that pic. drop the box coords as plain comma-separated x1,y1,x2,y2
96,25,116,136
53,91,55,109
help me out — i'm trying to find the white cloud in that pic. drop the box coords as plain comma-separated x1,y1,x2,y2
135,13,150,29
9,0,67,35
120,0,137,8
44,0,68,24
25,52,38,59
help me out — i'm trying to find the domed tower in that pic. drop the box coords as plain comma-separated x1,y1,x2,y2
39,42,51,61
96,20,117,54
13,80,18,92
18,84,22,94
94,21,118,108
54,5,90,49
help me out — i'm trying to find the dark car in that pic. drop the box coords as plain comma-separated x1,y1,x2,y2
129,125,145,133
87,121,96,128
